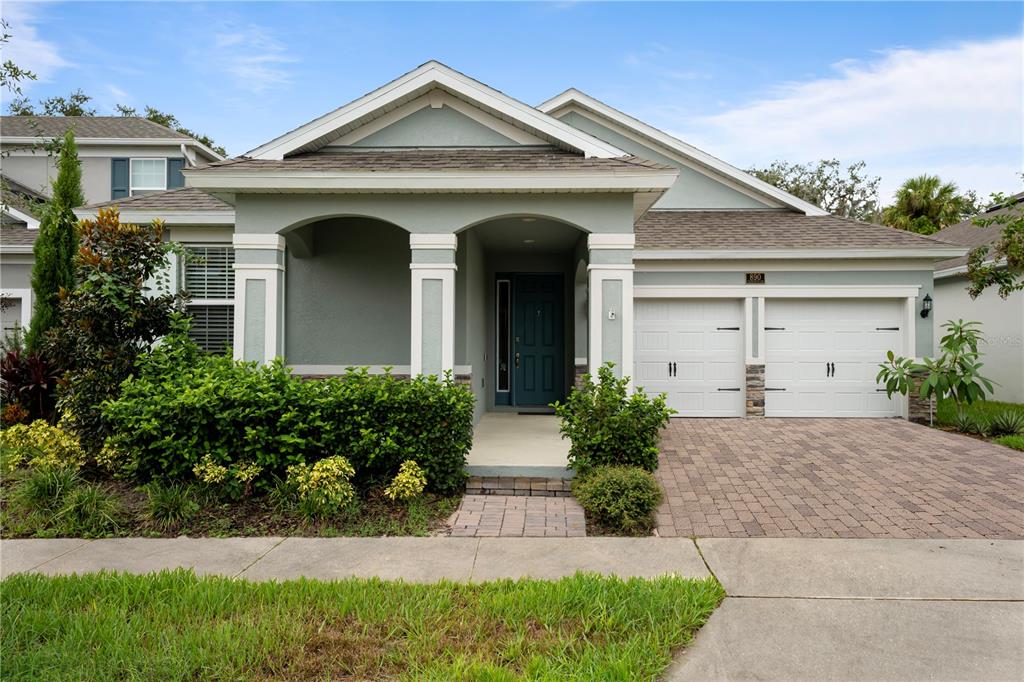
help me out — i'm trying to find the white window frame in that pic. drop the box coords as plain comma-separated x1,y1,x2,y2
129,158,167,196
0,288,32,332
181,243,235,353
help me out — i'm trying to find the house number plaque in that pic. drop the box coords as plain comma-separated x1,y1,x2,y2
745,272,766,284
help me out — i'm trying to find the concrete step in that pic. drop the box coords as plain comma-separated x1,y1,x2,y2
465,476,573,497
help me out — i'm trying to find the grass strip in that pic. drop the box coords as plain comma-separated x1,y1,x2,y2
2,569,723,681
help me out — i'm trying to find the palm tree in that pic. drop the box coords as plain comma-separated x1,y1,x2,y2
882,175,974,235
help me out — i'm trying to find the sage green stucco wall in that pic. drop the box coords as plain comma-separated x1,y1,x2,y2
557,111,771,210
0,262,31,290
421,279,443,374
233,193,635,236
602,279,623,370
284,218,410,365
455,230,488,423
634,267,935,357
349,105,517,147
243,279,266,362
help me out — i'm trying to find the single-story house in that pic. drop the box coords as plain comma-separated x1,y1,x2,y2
932,193,1023,403
73,61,963,423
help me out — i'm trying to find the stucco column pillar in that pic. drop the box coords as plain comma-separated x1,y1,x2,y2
587,234,634,382
232,234,285,363
744,296,766,416
410,233,457,376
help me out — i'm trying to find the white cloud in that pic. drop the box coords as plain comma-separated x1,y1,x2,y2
198,24,298,94
669,34,1024,200
0,2,69,89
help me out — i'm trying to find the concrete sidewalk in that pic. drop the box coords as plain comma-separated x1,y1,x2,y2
3,536,1021,681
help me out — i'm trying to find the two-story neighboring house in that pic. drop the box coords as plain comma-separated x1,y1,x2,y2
0,116,224,335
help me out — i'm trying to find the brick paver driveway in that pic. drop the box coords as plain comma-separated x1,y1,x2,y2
656,418,1024,539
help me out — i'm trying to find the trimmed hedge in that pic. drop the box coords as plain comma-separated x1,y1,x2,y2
103,327,474,494
573,465,662,535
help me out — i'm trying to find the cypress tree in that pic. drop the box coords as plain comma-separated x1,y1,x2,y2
26,130,83,351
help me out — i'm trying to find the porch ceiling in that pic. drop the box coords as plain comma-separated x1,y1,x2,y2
471,217,582,252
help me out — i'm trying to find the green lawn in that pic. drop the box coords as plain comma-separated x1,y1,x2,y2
1,570,724,681
935,397,1024,426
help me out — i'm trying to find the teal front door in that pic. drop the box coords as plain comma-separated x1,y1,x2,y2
513,274,564,406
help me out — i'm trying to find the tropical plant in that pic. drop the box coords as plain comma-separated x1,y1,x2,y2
966,190,1023,299
553,363,674,475
987,410,1024,437
953,411,987,436
287,456,357,520
0,420,86,472
384,460,427,502
881,175,979,235
877,319,995,424
747,158,881,221
50,207,186,453
572,465,663,535
0,345,61,423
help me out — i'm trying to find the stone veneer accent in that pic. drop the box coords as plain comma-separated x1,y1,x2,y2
574,363,588,390
745,364,765,417
908,371,934,424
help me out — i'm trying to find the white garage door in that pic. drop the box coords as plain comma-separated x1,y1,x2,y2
634,299,745,417
765,299,903,417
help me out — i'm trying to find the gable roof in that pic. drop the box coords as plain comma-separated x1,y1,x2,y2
1,116,190,140
933,192,1023,274
75,187,234,226
538,89,829,217
633,210,964,259
247,61,627,160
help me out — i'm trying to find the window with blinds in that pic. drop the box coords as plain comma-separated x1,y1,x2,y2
182,244,234,353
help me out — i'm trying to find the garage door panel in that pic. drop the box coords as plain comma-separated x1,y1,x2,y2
676,362,704,381
636,362,670,382
765,298,902,418
708,330,741,350
637,331,669,352
675,331,704,351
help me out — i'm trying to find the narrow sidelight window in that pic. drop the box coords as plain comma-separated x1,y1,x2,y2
496,279,510,392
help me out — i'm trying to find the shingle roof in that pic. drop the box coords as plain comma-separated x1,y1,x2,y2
1,173,47,203
1,116,189,140
0,223,38,247
933,194,1023,271
85,187,233,212
194,147,673,173
635,210,959,251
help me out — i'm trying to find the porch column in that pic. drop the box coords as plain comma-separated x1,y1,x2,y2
232,233,286,363
409,233,457,376
587,234,634,381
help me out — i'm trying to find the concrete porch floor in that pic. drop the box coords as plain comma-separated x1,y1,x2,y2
466,412,570,478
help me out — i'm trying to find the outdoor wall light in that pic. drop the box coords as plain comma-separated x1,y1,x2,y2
920,294,932,318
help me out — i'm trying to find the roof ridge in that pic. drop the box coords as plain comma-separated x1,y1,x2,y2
826,214,960,247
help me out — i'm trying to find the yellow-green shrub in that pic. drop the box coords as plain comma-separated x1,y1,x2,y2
287,456,356,518
384,460,427,502
0,420,86,472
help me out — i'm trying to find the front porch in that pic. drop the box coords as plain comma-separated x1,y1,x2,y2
466,412,570,477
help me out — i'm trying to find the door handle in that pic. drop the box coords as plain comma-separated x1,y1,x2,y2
668,362,672,377
515,352,520,368
830,362,835,377
672,362,677,377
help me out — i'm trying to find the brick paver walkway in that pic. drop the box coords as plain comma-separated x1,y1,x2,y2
448,495,587,537
656,418,1024,539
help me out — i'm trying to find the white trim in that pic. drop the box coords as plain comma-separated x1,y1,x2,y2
1,206,40,229
1,137,224,161
904,297,917,361
538,89,828,216
330,91,546,146
232,267,281,363
587,233,635,249
409,266,456,376
410,233,458,250
744,297,756,365
0,288,32,330
290,364,472,376
634,284,922,299
234,263,285,272
129,157,168,196
632,248,966,261
72,207,235,226
588,266,634,387
247,61,626,159
574,357,588,366
184,168,678,193
588,263,635,271
233,233,286,250
636,259,937,272
0,245,33,254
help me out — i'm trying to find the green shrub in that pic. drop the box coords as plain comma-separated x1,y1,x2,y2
994,435,1024,451
988,410,1024,437
553,363,674,475
56,483,124,537
953,411,987,436
144,483,200,530
103,324,474,494
573,465,663,535
0,420,86,472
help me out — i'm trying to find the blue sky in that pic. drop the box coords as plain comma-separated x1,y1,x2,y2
4,1,1022,201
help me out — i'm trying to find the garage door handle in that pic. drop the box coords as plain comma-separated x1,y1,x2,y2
716,326,740,330
765,388,786,391
876,327,900,331
717,387,741,391
765,327,785,331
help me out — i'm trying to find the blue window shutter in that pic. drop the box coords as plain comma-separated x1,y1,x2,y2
111,158,129,198
167,158,185,189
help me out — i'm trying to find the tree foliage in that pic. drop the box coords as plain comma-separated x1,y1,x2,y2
50,208,187,453
747,158,881,221
26,130,84,352
116,104,226,156
8,89,96,117
881,174,980,235
0,19,37,95
966,191,1024,299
